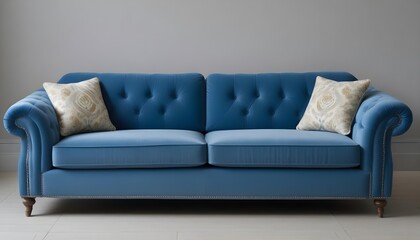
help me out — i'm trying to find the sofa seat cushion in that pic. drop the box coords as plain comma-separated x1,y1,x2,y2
205,129,360,168
53,130,207,169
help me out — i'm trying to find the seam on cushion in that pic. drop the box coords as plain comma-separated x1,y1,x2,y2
53,144,206,148
54,162,207,166
53,163,206,169
209,162,360,166
208,163,360,168
208,145,359,147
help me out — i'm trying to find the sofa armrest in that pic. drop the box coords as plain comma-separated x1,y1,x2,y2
3,89,61,196
352,88,412,198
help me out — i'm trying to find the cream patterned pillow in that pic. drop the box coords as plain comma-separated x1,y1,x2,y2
43,77,116,136
296,76,371,135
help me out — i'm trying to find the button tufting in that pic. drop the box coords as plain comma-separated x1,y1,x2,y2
230,92,236,101
134,107,140,115
145,90,152,98
242,108,249,116
120,90,127,99
170,91,178,99
278,91,285,99
160,106,166,114
254,91,260,98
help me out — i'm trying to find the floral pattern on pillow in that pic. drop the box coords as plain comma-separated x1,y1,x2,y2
43,77,116,136
296,76,370,135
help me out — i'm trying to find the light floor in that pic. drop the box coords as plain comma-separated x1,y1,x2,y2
0,172,419,240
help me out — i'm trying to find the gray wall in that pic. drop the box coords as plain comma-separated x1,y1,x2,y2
1,0,419,169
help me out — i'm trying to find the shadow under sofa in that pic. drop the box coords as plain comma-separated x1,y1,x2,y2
3,72,413,217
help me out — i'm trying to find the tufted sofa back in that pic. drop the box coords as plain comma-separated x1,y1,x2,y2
58,73,206,132
206,72,357,131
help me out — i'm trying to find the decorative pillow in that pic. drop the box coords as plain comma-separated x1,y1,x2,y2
296,76,371,135
43,77,116,136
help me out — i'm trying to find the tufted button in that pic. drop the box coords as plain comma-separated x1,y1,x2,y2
254,90,260,98
134,107,140,115
120,90,127,99
229,91,236,100
170,91,178,99
159,106,166,114
278,90,285,100
268,108,275,116
145,90,152,99
241,108,249,116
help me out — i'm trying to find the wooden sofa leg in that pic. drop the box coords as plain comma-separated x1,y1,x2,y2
22,197,36,217
373,199,387,218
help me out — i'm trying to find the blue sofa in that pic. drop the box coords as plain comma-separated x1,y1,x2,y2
3,72,413,217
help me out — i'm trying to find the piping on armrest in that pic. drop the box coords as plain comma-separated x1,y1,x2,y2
3,90,60,196
352,88,412,197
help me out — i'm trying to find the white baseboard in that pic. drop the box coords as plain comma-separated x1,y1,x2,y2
1,138,419,171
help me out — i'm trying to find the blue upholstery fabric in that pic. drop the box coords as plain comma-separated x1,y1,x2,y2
206,72,357,131
206,129,360,168
59,73,206,132
43,168,370,198
53,130,207,169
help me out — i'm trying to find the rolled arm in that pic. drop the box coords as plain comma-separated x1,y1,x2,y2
3,89,60,196
352,88,413,198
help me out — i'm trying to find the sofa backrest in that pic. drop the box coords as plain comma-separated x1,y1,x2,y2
58,73,206,132
206,72,357,131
